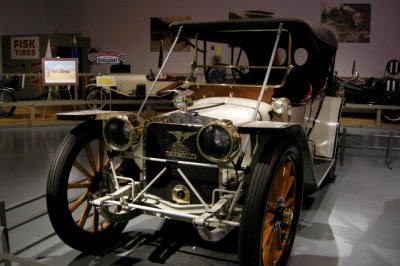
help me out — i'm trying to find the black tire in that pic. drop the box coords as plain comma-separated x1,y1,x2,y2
380,92,400,123
86,87,107,110
46,121,134,252
0,90,16,117
239,139,303,266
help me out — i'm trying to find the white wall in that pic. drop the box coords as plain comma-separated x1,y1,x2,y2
1,0,399,77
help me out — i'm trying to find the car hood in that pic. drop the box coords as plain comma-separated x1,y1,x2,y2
189,97,271,125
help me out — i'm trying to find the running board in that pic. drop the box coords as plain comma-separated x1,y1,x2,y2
313,158,335,188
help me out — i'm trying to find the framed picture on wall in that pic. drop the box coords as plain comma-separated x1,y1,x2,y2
42,58,78,86
321,3,371,43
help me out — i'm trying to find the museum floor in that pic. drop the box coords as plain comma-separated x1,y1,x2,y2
0,124,399,265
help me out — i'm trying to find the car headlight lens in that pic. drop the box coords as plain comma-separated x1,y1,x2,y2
103,114,143,151
271,97,290,115
197,120,240,162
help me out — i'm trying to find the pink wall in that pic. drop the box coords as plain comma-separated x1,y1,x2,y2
1,0,399,77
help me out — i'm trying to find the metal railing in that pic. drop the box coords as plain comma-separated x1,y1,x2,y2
343,103,400,129
0,99,173,127
339,128,400,169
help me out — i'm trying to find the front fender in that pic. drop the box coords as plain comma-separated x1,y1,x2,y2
239,121,317,189
70,120,102,136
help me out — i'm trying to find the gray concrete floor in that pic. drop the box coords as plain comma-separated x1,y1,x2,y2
0,125,399,265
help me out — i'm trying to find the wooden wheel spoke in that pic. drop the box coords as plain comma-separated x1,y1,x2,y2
68,182,90,189
274,227,284,251
105,156,125,173
271,166,286,203
267,200,276,212
104,156,110,169
282,175,295,201
269,184,279,206
97,139,105,172
282,161,293,179
77,204,92,228
284,197,295,208
275,161,290,197
262,225,274,252
69,193,87,213
263,228,275,265
85,144,97,175
73,160,93,181
264,212,274,229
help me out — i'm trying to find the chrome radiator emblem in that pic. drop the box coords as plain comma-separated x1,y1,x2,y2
166,131,197,160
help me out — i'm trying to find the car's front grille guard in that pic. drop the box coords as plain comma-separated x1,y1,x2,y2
100,154,244,227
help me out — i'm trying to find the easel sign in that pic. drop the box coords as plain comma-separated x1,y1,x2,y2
42,58,78,86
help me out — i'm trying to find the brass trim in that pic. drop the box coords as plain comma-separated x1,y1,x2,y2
103,114,144,151
197,119,240,163
166,131,197,160
271,97,291,115
172,184,190,204
191,27,293,89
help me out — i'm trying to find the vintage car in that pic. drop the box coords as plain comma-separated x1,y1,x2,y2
85,73,182,110
47,18,342,265
333,60,400,123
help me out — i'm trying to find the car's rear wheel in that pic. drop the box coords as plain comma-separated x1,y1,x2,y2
0,90,16,117
46,121,138,252
380,92,400,123
239,139,303,265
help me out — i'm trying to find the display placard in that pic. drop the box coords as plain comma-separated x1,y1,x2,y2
96,76,116,86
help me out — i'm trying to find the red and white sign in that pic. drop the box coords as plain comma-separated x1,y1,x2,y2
11,36,39,60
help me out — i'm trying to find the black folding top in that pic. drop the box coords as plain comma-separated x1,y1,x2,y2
169,18,337,49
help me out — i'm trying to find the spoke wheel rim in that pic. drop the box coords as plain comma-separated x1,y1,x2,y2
67,137,119,233
87,89,106,109
262,156,296,265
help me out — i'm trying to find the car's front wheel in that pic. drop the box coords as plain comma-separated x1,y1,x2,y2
239,139,303,265
46,121,138,252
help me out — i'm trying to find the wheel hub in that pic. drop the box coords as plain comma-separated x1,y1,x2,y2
87,169,113,200
273,198,285,229
273,197,293,244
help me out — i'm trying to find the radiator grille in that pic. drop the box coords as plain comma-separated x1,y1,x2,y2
145,122,219,204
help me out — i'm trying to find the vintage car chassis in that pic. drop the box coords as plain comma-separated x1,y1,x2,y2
47,18,342,265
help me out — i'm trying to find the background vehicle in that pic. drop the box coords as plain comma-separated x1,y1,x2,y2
85,73,182,109
333,59,400,122
0,75,19,117
47,18,342,265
